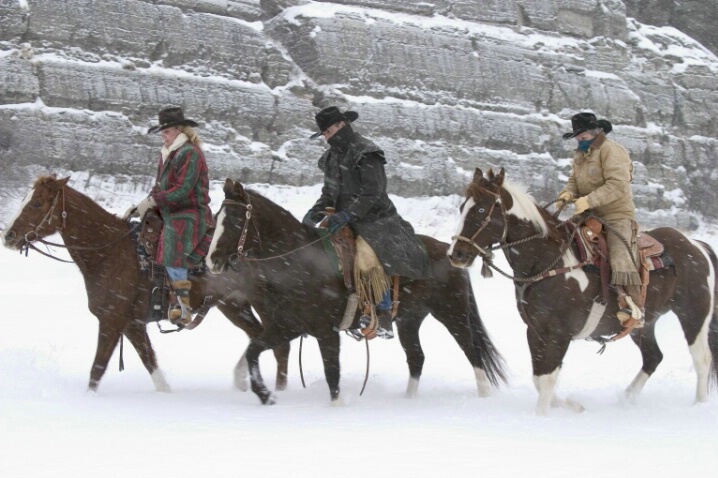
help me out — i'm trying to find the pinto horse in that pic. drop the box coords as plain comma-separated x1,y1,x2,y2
1,175,289,392
448,168,718,415
206,178,506,405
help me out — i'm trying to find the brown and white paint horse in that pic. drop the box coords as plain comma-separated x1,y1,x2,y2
1,175,288,393
448,168,718,415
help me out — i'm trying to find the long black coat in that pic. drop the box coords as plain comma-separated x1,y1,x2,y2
310,130,430,279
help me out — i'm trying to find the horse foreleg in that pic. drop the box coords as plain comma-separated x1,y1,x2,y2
528,329,580,415
234,349,249,392
88,322,122,392
396,316,426,398
123,321,170,393
316,332,342,404
272,342,290,391
245,339,275,405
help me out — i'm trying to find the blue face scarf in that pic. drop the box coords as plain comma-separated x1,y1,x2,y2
578,138,594,152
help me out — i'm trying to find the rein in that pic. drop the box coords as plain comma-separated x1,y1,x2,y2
221,197,325,267
457,185,588,283
20,186,134,259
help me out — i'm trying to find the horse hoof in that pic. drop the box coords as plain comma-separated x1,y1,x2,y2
261,393,277,405
330,396,345,407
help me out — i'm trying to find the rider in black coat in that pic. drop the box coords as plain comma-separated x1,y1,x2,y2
304,107,430,338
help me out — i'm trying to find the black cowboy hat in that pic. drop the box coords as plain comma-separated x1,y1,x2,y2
147,106,199,135
562,112,613,140
309,106,359,139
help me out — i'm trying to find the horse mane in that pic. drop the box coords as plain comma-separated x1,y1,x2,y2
501,181,550,238
33,175,59,188
245,188,301,226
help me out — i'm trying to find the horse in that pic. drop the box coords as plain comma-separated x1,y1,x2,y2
1,175,289,392
448,167,718,415
206,177,507,405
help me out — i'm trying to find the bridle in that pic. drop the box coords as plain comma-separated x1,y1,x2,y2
16,185,133,261
453,184,584,283
217,194,327,268
23,188,67,244
451,186,506,261
219,196,255,265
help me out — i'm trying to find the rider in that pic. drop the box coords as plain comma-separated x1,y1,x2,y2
124,106,213,326
557,112,643,330
303,106,430,339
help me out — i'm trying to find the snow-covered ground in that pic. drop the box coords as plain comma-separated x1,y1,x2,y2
1,179,717,477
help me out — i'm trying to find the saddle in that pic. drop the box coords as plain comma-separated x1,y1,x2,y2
319,210,399,339
571,218,671,312
130,217,211,330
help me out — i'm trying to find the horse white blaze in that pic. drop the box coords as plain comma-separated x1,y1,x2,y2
447,197,476,260
1,189,34,246
206,208,227,273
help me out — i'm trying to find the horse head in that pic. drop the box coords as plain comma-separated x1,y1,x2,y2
2,175,70,250
207,178,257,274
448,167,509,268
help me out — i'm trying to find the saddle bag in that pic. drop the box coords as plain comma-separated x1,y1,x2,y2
140,208,163,261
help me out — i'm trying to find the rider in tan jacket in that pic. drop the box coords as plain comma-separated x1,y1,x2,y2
557,112,643,329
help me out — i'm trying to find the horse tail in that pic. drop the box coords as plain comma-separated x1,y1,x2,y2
696,239,718,389
466,275,508,387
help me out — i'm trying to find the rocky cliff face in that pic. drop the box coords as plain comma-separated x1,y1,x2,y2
1,0,717,228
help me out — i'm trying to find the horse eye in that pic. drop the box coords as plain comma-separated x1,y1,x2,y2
32,201,42,208
478,208,485,213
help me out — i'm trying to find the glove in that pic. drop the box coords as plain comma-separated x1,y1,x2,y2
302,209,325,229
121,204,138,221
327,211,351,235
573,196,590,215
556,191,574,210
136,196,157,218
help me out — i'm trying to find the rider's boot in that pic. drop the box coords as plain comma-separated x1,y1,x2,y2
169,280,193,327
617,285,644,329
375,308,394,340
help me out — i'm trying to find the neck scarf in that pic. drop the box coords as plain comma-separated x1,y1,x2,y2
578,138,595,153
161,133,189,162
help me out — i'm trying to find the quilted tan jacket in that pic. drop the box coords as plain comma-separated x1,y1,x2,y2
561,132,636,221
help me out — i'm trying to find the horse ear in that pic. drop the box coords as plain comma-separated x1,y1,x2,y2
57,176,71,187
223,178,234,195
495,167,505,186
473,168,483,183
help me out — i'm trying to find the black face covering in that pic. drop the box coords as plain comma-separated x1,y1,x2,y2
327,124,354,151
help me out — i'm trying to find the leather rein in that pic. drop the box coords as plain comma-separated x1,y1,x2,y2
20,187,134,263
220,197,324,267
452,185,588,283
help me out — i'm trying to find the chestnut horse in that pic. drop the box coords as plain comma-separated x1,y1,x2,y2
448,168,718,415
1,175,289,392
206,178,507,405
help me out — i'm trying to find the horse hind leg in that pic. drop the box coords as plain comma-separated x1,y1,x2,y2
625,323,662,403
395,315,426,398
88,322,122,392
123,321,170,393
688,318,712,404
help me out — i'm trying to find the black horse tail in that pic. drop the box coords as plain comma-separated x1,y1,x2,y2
697,239,718,390
466,275,508,387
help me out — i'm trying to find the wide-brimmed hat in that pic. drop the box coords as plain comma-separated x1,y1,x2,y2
147,106,199,135
309,106,359,139
562,112,613,140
